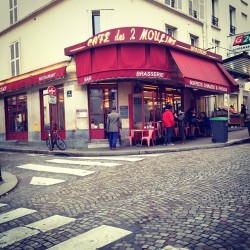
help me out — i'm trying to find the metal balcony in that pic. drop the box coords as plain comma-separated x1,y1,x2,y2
212,15,219,27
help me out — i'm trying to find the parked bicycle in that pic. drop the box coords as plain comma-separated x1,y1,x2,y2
46,130,66,151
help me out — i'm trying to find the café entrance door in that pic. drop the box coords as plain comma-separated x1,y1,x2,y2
89,85,117,139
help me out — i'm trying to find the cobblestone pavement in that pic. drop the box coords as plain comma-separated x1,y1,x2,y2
0,143,249,250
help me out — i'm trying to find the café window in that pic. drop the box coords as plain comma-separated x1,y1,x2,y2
5,94,28,133
165,24,176,38
92,10,100,35
41,86,65,132
190,34,198,46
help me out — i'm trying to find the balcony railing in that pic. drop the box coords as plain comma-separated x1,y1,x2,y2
230,25,236,35
212,15,219,27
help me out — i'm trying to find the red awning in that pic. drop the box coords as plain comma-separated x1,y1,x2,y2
170,49,239,93
0,65,67,95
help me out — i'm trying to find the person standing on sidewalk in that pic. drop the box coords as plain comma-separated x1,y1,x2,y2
162,104,175,146
107,106,122,150
175,109,186,144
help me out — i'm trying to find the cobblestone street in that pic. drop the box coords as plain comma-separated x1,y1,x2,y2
0,143,249,249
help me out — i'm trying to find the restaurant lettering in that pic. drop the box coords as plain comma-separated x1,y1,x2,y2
189,80,228,92
139,29,176,45
39,72,56,82
0,85,7,93
190,46,207,56
84,75,92,83
82,27,177,50
136,71,165,78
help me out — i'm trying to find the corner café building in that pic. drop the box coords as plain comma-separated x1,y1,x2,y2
0,27,238,146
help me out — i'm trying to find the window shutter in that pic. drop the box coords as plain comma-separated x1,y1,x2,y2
11,61,15,76
177,0,183,10
11,44,15,60
189,0,193,16
16,59,20,75
199,0,205,20
9,0,12,9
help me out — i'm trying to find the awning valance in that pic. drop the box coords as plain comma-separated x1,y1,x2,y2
170,49,239,93
0,63,67,95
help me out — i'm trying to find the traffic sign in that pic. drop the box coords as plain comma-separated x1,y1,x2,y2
48,95,57,104
47,86,56,96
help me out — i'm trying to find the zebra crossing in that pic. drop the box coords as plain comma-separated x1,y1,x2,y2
16,154,164,186
0,153,189,249
0,203,187,249
0,203,132,249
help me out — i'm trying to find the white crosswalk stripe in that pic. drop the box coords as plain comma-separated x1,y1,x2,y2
0,213,76,248
0,203,7,208
47,224,132,250
17,164,95,177
0,208,36,224
46,158,123,166
69,156,144,162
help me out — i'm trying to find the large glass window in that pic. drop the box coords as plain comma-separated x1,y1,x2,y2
5,94,28,133
42,86,65,132
90,87,117,128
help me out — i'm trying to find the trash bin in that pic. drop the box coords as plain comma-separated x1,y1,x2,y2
210,117,228,143
245,120,250,137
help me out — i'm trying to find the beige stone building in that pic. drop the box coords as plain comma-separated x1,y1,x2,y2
0,0,249,147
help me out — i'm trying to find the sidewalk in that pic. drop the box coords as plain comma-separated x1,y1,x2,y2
0,128,249,197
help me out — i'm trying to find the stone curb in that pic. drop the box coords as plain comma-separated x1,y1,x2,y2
0,171,18,197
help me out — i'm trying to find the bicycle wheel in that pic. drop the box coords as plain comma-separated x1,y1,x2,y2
56,137,66,150
46,138,53,151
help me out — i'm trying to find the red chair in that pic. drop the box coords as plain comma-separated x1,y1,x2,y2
140,129,155,147
124,130,135,146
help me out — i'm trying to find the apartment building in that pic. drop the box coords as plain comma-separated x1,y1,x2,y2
0,0,249,147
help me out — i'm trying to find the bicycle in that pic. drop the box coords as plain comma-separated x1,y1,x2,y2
46,130,66,151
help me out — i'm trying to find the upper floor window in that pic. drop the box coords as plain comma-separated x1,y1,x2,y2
10,0,18,25
165,0,183,10
92,10,100,35
211,0,219,27
229,5,236,35
165,25,176,38
190,34,198,46
188,0,204,20
10,41,20,77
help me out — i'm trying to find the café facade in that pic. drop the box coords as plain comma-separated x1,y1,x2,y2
0,27,239,146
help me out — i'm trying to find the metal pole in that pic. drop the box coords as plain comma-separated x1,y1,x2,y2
0,166,3,181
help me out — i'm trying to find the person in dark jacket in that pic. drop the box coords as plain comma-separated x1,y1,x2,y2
162,104,175,146
175,109,186,144
106,106,122,150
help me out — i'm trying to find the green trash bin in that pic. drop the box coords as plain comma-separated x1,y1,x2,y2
210,117,228,143
245,119,250,137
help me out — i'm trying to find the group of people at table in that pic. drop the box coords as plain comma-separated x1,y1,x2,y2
106,105,211,149
128,104,211,147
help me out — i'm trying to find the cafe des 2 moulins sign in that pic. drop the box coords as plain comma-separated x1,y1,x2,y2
65,26,220,60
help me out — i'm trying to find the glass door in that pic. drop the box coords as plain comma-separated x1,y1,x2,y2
89,86,117,139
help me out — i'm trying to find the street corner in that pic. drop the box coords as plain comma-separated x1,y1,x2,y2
0,171,18,197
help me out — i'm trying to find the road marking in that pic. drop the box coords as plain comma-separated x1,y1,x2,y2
69,156,144,162
17,164,95,177
0,208,36,224
0,203,7,208
48,224,132,250
46,159,122,167
0,215,75,248
30,176,66,186
162,246,189,250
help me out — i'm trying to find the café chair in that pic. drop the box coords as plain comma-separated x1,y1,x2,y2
124,130,135,146
173,122,179,137
140,129,154,147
